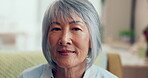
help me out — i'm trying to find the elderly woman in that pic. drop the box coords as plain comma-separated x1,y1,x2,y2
19,0,118,78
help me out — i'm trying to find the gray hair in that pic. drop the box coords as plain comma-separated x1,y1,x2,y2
42,0,102,69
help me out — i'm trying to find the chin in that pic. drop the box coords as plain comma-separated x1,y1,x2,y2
57,62,76,69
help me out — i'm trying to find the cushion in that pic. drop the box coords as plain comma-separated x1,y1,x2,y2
0,51,46,78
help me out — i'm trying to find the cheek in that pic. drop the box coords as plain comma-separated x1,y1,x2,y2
48,34,59,48
48,34,60,58
76,33,90,47
48,35,59,58
74,33,90,55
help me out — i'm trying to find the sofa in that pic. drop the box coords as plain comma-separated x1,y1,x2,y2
0,51,123,78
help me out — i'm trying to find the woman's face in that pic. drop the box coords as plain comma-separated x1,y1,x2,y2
48,16,90,68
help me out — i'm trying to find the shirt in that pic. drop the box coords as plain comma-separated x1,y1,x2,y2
19,63,118,78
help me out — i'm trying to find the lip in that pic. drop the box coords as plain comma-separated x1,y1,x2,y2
57,50,75,56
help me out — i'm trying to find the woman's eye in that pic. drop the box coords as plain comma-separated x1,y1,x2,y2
72,28,81,31
51,28,61,31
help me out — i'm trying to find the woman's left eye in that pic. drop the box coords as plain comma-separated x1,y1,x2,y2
72,28,81,31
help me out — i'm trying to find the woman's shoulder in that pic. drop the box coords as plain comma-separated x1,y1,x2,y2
19,64,47,78
84,65,118,78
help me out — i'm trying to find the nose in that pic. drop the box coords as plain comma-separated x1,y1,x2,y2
58,31,72,46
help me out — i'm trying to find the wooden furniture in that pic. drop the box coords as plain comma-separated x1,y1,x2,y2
123,65,148,78
107,53,123,78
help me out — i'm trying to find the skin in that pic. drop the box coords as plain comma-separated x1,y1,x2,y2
48,16,90,78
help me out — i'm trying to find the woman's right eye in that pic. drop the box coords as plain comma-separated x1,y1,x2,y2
51,28,61,31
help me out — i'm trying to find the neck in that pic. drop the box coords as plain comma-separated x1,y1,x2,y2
53,61,86,78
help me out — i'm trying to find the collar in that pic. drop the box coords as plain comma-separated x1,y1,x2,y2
40,64,54,78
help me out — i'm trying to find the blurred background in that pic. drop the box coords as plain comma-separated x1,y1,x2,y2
0,0,148,78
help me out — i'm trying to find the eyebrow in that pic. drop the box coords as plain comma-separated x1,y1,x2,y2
50,21,84,26
69,21,83,24
50,22,61,25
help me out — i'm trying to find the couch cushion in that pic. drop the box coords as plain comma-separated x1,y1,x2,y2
0,51,46,78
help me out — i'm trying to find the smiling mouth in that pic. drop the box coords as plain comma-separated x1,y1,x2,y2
57,50,75,55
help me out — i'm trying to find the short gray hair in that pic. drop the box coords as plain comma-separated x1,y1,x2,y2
42,0,102,69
